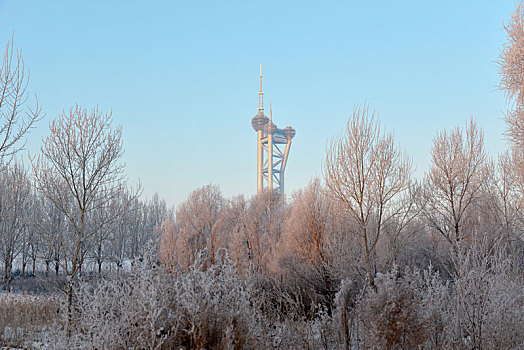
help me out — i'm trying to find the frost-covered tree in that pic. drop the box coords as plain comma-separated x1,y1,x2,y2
282,179,332,267
424,118,490,244
279,179,340,306
243,189,286,273
324,104,413,289
486,151,524,274
499,1,524,150
160,185,224,270
220,195,250,272
32,105,136,334
0,36,42,162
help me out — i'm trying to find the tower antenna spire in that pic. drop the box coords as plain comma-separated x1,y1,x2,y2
258,64,264,111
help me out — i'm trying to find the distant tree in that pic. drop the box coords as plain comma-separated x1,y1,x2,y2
31,192,67,276
0,161,31,290
323,104,412,289
424,119,490,244
101,193,169,273
0,36,42,162
280,178,339,303
159,215,178,272
278,179,374,318
219,195,249,272
20,189,39,276
159,185,224,270
32,105,135,334
243,189,285,273
283,179,331,267
89,193,125,274
126,193,169,262
102,193,133,273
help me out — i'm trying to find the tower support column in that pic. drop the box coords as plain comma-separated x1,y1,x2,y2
267,132,273,191
257,130,263,195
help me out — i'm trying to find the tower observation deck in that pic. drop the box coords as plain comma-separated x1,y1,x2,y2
251,66,295,195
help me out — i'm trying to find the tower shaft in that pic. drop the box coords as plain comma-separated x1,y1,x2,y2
267,130,273,192
257,129,263,195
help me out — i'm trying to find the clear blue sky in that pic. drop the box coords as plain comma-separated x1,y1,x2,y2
0,0,516,207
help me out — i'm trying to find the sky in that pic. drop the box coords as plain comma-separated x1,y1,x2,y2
0,0,517,208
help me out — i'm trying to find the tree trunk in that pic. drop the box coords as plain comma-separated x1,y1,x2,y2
66,278,74,338
365,252,376,291
97,242,103,275
6,260,12,292
3,259,8,280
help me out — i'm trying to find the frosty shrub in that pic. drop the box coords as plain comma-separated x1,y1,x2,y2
242,272,339,350
50,250,269,349
171,250,263,349
357,266,448,350
50,254,178,349
328,277,362,349
442,242,524,349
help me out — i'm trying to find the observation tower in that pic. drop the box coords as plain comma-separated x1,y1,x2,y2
251,66,295,195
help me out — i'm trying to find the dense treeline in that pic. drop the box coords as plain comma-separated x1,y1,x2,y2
0,170,169,285
2,2,524,349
